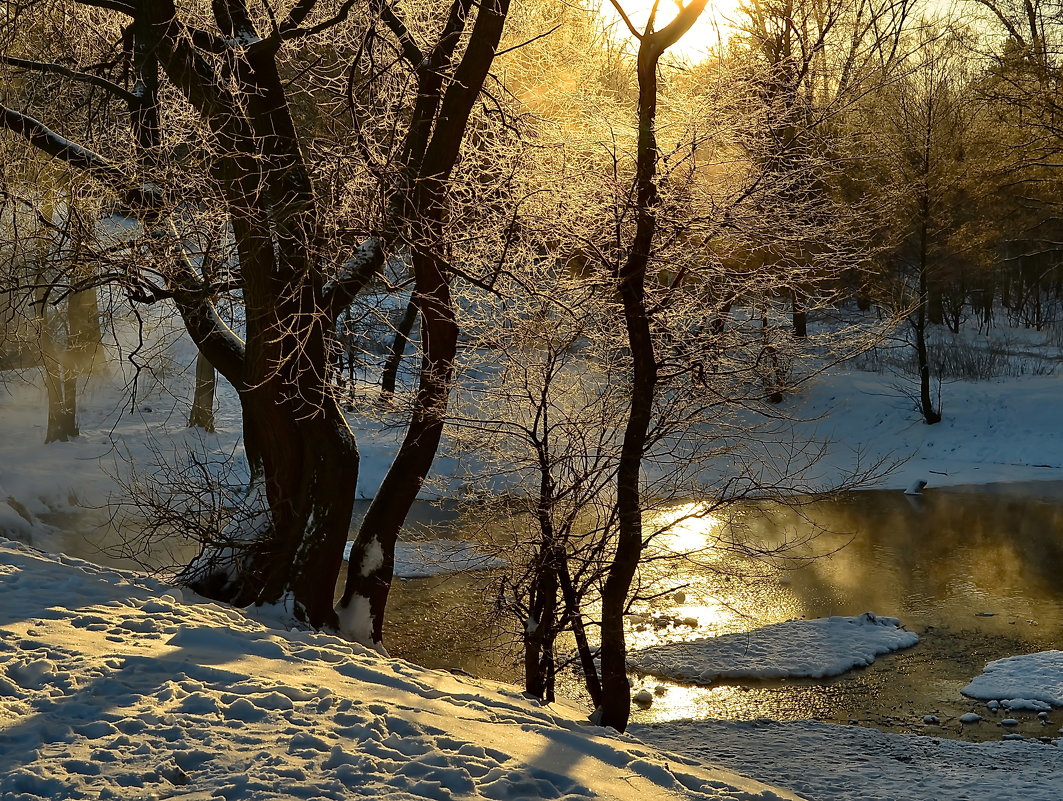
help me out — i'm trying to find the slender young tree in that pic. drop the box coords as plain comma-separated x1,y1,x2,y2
594,0,709,732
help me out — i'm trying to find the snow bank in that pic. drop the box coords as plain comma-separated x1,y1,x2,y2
962,651,1063,708
784,371,1063,491
0,539,797,801
629,613,919,684
342,538,505,577
635,718,1063,801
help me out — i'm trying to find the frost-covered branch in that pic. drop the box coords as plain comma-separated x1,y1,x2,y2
0,106,164,209
0,56,140,103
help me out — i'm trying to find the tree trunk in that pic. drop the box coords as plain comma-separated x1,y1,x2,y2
596,1,708,732
183,321,360,630
524,472,562,702
598,41,662,736
379,296,419,402
338,247,458,644
558,560,602,707
188,350,216,432
524,555,560,703
914,283,940,425
338,0,510,648
792,288,807,338
916,149,941,426
39,301,78,444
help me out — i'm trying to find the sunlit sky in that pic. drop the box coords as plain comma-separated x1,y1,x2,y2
596,0,741,61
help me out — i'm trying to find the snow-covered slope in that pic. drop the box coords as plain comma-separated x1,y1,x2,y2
0,538,799,801
787,370,1063,491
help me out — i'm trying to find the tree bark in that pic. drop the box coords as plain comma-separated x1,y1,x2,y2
379,297,419,402
338,0,510,647
187,350,216,432
41,306,78,444
915,131,941,425
596,0,708,733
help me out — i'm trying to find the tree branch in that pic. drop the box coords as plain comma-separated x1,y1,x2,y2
0,105,164,208
322,235,388,318
71,0,135,14
0,106,245,382
495,24,562,58
1,56,140,104
646,0,710,55
280,0,360,40
378,0,427,66
607,0,644,40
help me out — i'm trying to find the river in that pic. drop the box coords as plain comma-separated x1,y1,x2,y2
41,481,1063,742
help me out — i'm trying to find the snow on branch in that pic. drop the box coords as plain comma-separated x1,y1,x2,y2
324,236,387,317
0,105,164,210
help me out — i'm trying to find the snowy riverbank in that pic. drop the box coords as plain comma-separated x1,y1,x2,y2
0,538,798,801
2,359,1062,547
3,323,1063,800
3,537,1062,801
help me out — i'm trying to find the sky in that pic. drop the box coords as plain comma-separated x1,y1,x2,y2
596,0,740,60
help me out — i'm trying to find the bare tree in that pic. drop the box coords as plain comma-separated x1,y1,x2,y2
0,0,511,632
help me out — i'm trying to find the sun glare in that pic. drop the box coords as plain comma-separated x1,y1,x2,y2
650,501,723,554
596,0,741,62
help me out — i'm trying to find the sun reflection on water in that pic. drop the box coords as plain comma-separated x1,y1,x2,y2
647,501,724,556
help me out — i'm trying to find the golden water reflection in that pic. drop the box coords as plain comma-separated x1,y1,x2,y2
623,484,1063,738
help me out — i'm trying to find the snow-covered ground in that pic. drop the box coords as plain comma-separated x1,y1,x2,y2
3,537,1061,801
3,317,1063,799
0,538,797,801
635,718,1063,801
790,369,1063,491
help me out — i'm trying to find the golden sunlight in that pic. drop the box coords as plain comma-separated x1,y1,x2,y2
595,0,742,61
649,501,723,555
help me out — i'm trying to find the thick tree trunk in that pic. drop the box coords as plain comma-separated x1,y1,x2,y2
338,0,510,647
184,325,360,630
338,248,458,644
42,358,77,443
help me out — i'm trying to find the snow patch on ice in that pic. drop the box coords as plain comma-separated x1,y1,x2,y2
630,612,919,683
962,651,1063,707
